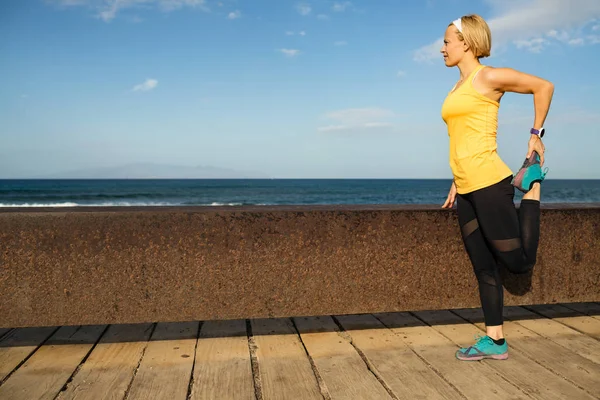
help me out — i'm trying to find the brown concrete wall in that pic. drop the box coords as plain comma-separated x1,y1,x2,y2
1,204,599,328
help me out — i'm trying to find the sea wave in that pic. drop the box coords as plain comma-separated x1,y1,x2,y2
0,202,81,207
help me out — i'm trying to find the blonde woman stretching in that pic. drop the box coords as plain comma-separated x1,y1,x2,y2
440,14,554,361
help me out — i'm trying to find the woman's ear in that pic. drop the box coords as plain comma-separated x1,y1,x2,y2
463,40,470,52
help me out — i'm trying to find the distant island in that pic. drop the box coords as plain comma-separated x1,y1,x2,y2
35,163,270,179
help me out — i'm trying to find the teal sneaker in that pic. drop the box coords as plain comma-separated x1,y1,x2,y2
512,151,548,193
455,335,508,361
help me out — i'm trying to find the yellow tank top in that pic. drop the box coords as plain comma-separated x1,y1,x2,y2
441,64,513,194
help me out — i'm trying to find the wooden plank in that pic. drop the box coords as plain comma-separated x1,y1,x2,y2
0,327,57,382
454,308,600,397
126,321,199,400
189,320,254,400
251,318,322,400
335,314,464,400
294,315,394,400
0,325,106,400
417,309,596,400
56,323,154,400
527,304,600,340
374,312,530,400
501,306,600,365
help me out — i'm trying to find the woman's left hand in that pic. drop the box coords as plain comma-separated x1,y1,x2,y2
527,135,545,166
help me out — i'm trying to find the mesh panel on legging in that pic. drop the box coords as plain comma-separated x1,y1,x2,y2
461,220,504,326
485,200,541,274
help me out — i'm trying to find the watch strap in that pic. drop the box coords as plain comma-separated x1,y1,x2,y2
530,127,545,138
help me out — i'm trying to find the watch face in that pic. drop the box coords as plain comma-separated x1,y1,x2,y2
539,128,545,138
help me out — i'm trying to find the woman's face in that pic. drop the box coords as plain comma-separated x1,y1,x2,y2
440,25,465,67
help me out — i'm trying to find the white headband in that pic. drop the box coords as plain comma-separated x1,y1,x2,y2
452,18,462,32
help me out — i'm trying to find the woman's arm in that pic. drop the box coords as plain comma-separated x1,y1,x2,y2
481,67,554,164
483,67,554,128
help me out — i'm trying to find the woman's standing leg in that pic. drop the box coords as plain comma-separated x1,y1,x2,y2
455,192,509,361
456,194,505,329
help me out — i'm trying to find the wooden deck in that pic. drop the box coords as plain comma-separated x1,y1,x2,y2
0,303,599,400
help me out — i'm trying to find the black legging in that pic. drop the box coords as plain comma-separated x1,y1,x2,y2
457,175,540,326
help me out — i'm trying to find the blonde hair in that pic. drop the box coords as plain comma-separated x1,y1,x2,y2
450,14,492,58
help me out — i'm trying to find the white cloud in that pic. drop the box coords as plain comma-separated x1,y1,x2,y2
299,30,306,36
317,125,346,132
132,78,158,92
49,0,208,22
414,38,443,63
279,48,300,57
547,29,570,42
332,1,351,12
414,0,600,61
318,107,396,133
568,38,584,46
296,3,311,16
397,70,406,77
334,40,347,46
514,37,548,53
363,122,393,128
317,14,329,20
593,23,600,31
285,31,294,35
546,28,597,47
227,10,241,19
160,0,206,12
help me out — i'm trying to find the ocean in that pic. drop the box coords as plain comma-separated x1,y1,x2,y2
1,179,599,207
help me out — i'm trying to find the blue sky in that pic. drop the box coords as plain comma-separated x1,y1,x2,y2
2,0,600,179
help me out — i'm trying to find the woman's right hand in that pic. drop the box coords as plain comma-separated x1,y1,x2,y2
441,181,457,209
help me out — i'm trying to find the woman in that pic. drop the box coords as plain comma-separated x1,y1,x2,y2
439,14,554,361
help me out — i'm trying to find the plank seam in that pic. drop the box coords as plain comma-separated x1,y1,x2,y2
68,325,83,339
122,322,157,400
412,311,534,398
0,329,13,342
558,304,590,315
372,314,468,400
186,321,203,400
246,319,263,400
290,318,331,400
560,303,600,320
331,316,399,400
448,310,598,398
505,309,600,358
0,326,60,388
53,324,111,400
522,306,600,343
